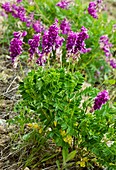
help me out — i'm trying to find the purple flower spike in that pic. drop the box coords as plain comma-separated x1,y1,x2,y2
66,26,91,55
10,38,23,63
88,2,98,19
28,34,40,60
56,0,72,9
88,0,104,19
66,31,78,54
42,20,64,54
60,18,71,34
9,31,27,63
93,90,109,110
99,35,112,57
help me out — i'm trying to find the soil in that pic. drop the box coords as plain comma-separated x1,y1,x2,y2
0,1,116,170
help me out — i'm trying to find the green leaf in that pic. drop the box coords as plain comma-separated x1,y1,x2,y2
65,150,77,163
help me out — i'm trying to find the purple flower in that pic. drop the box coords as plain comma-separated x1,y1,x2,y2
100,66,104,70
66,31,78,54
32,20,44,33
113,24,116,32
42,20,64,54
66,26,91,55
88,2,98,19
99,35,112,57
36,53,46,66
94,70,100,79
2,2,12,13
60,18,71,34
109,59,116,69
13,31,27,38
97,0,102,3
28,34,40,60
2,2,34,27
25,12,34,27
56,0,72,9
17,0,22,3
93,90,109,110
9,38,23,63
9,31,27,63
88,0,104,19
11,4,26,21
55,36,64,49
0,11,8,18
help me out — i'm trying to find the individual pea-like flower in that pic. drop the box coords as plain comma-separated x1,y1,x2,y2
66,26,91,55
13,30,27,38
55,36,64,49
32,20,44,33
36,53,46,66
109,59,116,69
60,18,71,34
9,31,27,63
99,35,112,57
28,34,40,60
17,0,22,3
93,90,109,110
94,70,100,79
0,11,8,18
113,24,116,32
56,0,72,9
25,12,34,27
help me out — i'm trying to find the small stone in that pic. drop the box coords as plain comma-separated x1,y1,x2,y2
24,167,30,170
0,125,7,133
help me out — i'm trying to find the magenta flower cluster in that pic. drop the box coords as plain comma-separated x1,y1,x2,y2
2,2,44,31
99,35,116,69
66,26,91,55
1,2,44,30
9,31,27,63
93,90,109,110
9,18,91,66
99,35,112,57
29,20,64,65
56,0,72,9
2,2,33,27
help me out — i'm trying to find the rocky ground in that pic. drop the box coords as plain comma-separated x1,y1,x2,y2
0,1,116,170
